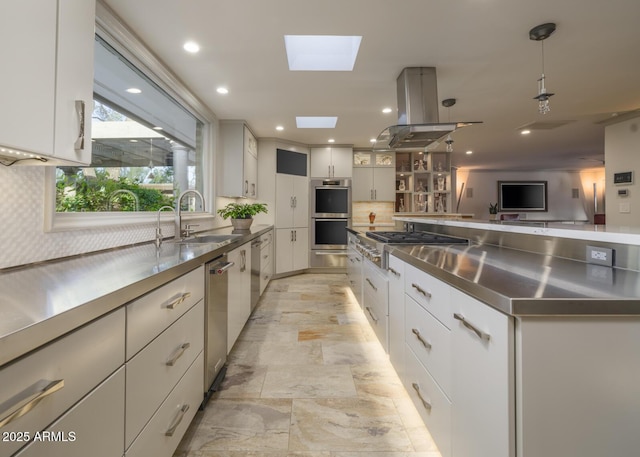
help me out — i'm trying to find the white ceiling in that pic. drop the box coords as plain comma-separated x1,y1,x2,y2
103,0,640,171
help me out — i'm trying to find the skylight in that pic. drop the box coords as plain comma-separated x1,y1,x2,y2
284,35,362,71
296,116,338,128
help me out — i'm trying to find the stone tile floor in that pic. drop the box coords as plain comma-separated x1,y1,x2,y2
174,273,442,457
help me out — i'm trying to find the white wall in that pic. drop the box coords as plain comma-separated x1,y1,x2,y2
455,170,592,221
604,115,640,227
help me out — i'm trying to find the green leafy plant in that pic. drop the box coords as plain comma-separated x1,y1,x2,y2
488,202,498,214
217,202,268,220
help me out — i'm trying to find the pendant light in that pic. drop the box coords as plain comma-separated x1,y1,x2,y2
442,98,456,152
529,23,556,115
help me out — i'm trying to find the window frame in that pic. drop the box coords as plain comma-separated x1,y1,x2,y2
44,3,218,232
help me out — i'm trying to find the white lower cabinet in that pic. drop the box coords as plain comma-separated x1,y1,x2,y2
0,308,125,456
450,288,514,457
387,254,405,377
259,230,274,295
125,355,204,457
275,228,309,274
391,256,515,457
15,367,125,457
405,345,452,457
227,242,252,352
125,300,204,447
405,294,452,397
362,260,389,352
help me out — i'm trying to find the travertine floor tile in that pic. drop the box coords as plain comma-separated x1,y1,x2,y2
174,273,441,457
289,397,413,452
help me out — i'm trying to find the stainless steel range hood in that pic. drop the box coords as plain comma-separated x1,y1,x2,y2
374,67,480,151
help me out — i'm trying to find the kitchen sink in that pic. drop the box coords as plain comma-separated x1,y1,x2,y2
178,234,241,244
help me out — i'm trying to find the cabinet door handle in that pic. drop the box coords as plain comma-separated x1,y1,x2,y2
365,306,378,323
0,379,65,428
166,342,191,366
290,197,294,208
167,292,192,309
411,283,431,298
294,230,297,241
251,183,256,196
374,189,377,200
411,382,432,411
332,165,335,176
165,404,190,436
328,165,331,177
74,100,85,150
365,277,377,292
411,328,432,349
387,267,400,277
245,180,249,195
240,250,246,272
370,189,373,200
454,313,491,341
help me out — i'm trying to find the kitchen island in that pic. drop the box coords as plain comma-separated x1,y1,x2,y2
379,217,640,457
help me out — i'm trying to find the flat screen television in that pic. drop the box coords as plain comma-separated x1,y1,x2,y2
498,181,547,212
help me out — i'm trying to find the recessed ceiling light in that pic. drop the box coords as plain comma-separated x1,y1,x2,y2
295,116,338,128
183,41,200,53
126,88,142,94
466,150,473,155
153,126,163,131
521,130,531,135
129,139,138,143
284,35,362,71
216,87,229,94
328,139,335,143
276,125,284,131
370,138,376,143
382,107,393,114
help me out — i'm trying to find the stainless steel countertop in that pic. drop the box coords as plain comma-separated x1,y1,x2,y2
0,225,273,368
389,243,640,317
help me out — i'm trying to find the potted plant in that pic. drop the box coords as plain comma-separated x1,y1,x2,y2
217,202,268,230
488,202,498,220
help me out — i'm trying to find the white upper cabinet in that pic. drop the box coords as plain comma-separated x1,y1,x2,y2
219,121,258,198
310,146,353,178
0,0,95,166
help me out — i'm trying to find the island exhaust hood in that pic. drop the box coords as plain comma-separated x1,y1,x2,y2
374,67,480,151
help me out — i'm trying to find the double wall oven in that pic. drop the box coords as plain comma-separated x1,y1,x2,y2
310,178,351,267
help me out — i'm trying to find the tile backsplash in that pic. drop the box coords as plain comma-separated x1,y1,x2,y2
0,166,228,270
352,201,395,225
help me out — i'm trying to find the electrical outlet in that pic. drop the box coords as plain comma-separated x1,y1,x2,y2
586,245,614,267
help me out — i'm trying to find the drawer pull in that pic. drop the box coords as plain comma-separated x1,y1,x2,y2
365,278,378,292
365,306,379,323
411,283,431,298
454,313,491,341
167,292,192,309
411,382,432,411
411,328,432,349
166,343,191,366
165,404,190,437
387,267,401,277
0,379,64,428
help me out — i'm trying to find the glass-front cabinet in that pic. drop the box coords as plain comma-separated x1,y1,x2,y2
353,151,394,167
395,151,452,213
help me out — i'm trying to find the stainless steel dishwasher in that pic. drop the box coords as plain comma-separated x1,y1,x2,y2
203,253,234,407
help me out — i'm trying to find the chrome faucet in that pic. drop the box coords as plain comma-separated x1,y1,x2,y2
155,205,175,248
175,190,206,240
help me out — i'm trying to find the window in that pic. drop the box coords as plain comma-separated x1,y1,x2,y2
55,36,205,214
